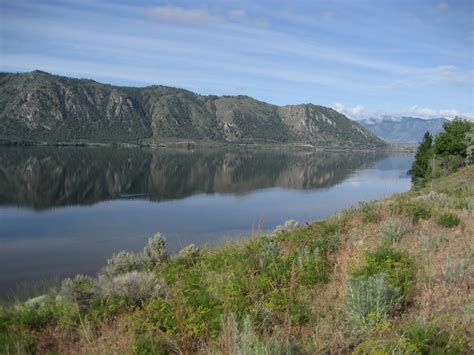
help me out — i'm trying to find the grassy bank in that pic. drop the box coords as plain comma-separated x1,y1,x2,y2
1,164,473,354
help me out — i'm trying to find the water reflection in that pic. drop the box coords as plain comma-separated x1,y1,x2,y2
0,147,413,296
0,147,387,209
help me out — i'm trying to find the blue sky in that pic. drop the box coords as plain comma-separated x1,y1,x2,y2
1,0,473,119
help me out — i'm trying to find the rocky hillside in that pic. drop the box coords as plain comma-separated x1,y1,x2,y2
0,71,385,148
359,116,448,144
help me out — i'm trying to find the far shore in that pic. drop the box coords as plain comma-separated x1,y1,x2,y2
0,139,416,153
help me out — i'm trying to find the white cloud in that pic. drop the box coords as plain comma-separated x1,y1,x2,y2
333,103,366,118
333,103,474,121
406,106,474,120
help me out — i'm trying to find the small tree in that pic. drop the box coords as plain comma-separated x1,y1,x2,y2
408,131,433,183
433,118,471,157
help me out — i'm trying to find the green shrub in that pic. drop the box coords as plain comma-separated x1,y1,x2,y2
273,219,300,234
178,243,200,259
434,118,472,157
141,298,178,335
378,219,408,244
97,272,167,303
345,273,402,334
132,334,171,355
436,213,461,228
351,248,415,298
394,201,432,222
59,274,96,309
143,233,167,267
104,251,144,276
404,319,467,354
88,294,135,320
408,131,433,184
0,307,36,353
355,318,468,354
293,246,330,286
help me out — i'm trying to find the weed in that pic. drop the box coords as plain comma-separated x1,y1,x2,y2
132,334,171,355
393,200,432,222
273,219,300,234
219,314,300,355
436,213,461,228
463,295,474,324
421,233,445,252
293,246,330,286
443,255,468,283
360,201,382,224
378,219,408,244
351,247,415,298
354,318,468,354
345,273,402,334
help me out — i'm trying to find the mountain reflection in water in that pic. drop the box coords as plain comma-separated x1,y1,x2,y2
0,147,413,296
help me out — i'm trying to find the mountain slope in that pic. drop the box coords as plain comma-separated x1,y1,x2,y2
0,71,386,148
359,116,448,144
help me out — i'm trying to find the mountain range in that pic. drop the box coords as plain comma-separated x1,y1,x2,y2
0,71,385,148
359,116,448,144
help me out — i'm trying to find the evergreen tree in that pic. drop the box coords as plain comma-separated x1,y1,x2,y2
408,131,433,183
433,118,471,157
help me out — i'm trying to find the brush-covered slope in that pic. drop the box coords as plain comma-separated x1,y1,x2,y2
0,71,386,148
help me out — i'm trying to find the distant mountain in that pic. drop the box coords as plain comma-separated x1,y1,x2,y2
359,116,448,144
0,71,385,148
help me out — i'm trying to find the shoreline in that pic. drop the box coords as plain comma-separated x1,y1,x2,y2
0,138,415,153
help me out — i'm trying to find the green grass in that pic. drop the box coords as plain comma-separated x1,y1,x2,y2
437,213,461,228
378,219,408,244
350,247,416,298
353,318,468,354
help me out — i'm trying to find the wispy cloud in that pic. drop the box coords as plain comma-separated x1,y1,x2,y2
144,6,268,28
434,2,449,12
1,0,472,114
146,6,224,24
384,65,474,89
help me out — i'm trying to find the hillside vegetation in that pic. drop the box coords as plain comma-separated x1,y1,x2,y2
0,71,385,148
409,118,474,185
1,121,473,354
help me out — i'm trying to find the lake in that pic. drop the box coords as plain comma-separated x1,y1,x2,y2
0,147,413,297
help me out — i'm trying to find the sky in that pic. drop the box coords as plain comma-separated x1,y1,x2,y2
1,0,473,120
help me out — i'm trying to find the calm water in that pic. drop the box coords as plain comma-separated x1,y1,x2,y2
0,147,413,296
